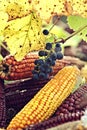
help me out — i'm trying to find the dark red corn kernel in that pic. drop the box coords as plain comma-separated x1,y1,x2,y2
68,98,75,103
60,114,66,123
60,108,68,113
65,101,70,104
73,95,78,100
75,113,80,120
66,113,71,121
75,101,79,105
68,106,74,112
59,113,64,116
71,113,76,120
62,104,69,109
75,105,80,109
69,103,74,106
63,109,69,114
64,114,69,122
77,98,81,102
75,93,81,98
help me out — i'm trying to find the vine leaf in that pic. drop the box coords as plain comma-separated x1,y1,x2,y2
0,0,32,20
0,11,8,35
3,12,45,61
67,15,87,42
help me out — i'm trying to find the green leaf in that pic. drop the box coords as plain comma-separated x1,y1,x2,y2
67,15,87,42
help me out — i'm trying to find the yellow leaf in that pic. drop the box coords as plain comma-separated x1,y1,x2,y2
0,11,8,35
0,0,33,20
3,12,45,61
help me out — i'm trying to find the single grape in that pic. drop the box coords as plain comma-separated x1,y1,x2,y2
43,29,49,35
39,72,46,79
55,46,62,52
57,52,63,60
34,59,44,65
39,72,49,79
34,59,39,65
44,73,49,79
39,64,46,72
38,50,45,57
56,43,61,47
51,60,55,66
50,53,57,60
45,43,52,50
45,67,52,73
38,59,44,65
45,57,52,65
44,62,50,67
33,73,39,80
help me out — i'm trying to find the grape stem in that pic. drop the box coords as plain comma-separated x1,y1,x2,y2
49,16,60,32
57,24,87,44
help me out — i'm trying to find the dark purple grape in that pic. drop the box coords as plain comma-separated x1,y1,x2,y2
34,59,44,65
33,73,39,80
43,29,49,35
51,60,55,66
45,57,52,65
45,43,52,50
34,59,39,65
38,51,46,56
44,63,50,68
56,43,61,47
55,47,62,52
44,73,49,79
39,72,46,79
50,53,57,60
39,65,46,72
39,63,49,72
45,67,52,73
57,52,63,60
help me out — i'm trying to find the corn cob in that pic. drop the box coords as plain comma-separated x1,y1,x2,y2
27,113,83,130
26,84,87,130
0,79,6,128
7,66,80,130
0,52,71,80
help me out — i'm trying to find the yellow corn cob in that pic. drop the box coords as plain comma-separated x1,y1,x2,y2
7,66,80,130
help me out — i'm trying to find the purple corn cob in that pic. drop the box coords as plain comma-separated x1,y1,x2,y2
0,79,6,128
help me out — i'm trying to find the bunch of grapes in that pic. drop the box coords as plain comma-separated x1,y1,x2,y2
32,29,63,80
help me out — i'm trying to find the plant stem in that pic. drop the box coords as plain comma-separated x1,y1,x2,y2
49,16,60,32
56,24,87,44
